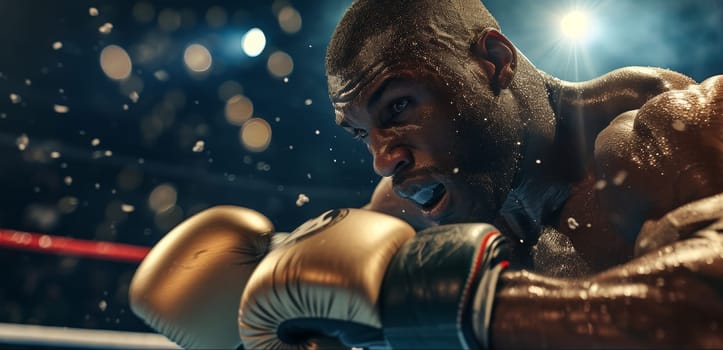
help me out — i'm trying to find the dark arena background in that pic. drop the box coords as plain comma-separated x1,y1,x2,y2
0,0,720,348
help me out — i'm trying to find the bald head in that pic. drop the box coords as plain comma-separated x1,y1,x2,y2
326,0,500,88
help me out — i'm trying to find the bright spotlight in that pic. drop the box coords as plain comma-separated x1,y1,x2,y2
560,10,590,42
242,28,266,57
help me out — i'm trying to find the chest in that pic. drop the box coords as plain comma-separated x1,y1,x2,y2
535,178,636,275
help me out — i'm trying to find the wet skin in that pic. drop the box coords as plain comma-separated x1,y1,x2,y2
334,65,519,225
329,29,723,348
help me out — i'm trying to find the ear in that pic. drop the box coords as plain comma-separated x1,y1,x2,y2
472,28,517,93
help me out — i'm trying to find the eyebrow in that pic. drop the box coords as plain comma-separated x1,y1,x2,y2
336,77,395,127
366,78,395,114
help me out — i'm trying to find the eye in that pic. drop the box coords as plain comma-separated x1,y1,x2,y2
390,97,409,115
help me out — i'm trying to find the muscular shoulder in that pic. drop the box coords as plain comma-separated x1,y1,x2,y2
604,66,696,91
594,75,723,231
635,75,722,131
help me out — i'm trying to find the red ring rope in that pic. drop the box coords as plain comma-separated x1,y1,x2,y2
0,229,149,263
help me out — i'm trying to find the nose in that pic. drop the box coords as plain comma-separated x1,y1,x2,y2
368,127,411,177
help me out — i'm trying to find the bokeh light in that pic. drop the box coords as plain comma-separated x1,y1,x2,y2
158,8,181,32
267,51,294,78
206,6,228,28
225,94,254,125
180,8,198,29
242,28,266,57
154,205,184,231
132,2,155,23
147,183,178,213
240,118,272,152
217,80,244,101
57,196,79,214
118,75,144,97
278,6,302,34
183,44,213,72
99,45,132,80
116,166,143,191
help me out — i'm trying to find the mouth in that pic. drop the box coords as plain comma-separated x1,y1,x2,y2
394,180,450,220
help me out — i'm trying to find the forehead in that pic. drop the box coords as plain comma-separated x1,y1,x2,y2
328,36,448,108
328,27,403,96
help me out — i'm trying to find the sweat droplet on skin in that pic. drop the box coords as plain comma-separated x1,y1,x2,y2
613,170,627,186
594,180,607,190
671,119,686,132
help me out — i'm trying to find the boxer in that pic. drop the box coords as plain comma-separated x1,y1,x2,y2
131,0,723,348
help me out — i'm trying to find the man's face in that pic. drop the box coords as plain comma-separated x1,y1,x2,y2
329,49,524,225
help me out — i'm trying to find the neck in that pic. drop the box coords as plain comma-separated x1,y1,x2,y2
496,58,574,245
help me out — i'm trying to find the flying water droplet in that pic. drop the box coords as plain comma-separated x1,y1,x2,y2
296,193,309,207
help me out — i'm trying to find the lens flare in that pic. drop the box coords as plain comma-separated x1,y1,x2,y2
560,11,590,42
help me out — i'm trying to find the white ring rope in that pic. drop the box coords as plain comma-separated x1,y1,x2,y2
0,322,180,349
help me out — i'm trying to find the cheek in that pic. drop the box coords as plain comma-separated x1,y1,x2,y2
453,113,523,171
415,106,459,149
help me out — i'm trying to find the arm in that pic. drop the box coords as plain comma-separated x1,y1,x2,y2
490,76,723,349
491,222,723,349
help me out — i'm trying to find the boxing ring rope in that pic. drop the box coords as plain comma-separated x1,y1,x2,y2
0,322,180,349
0,229,150,263
0,229,180,349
